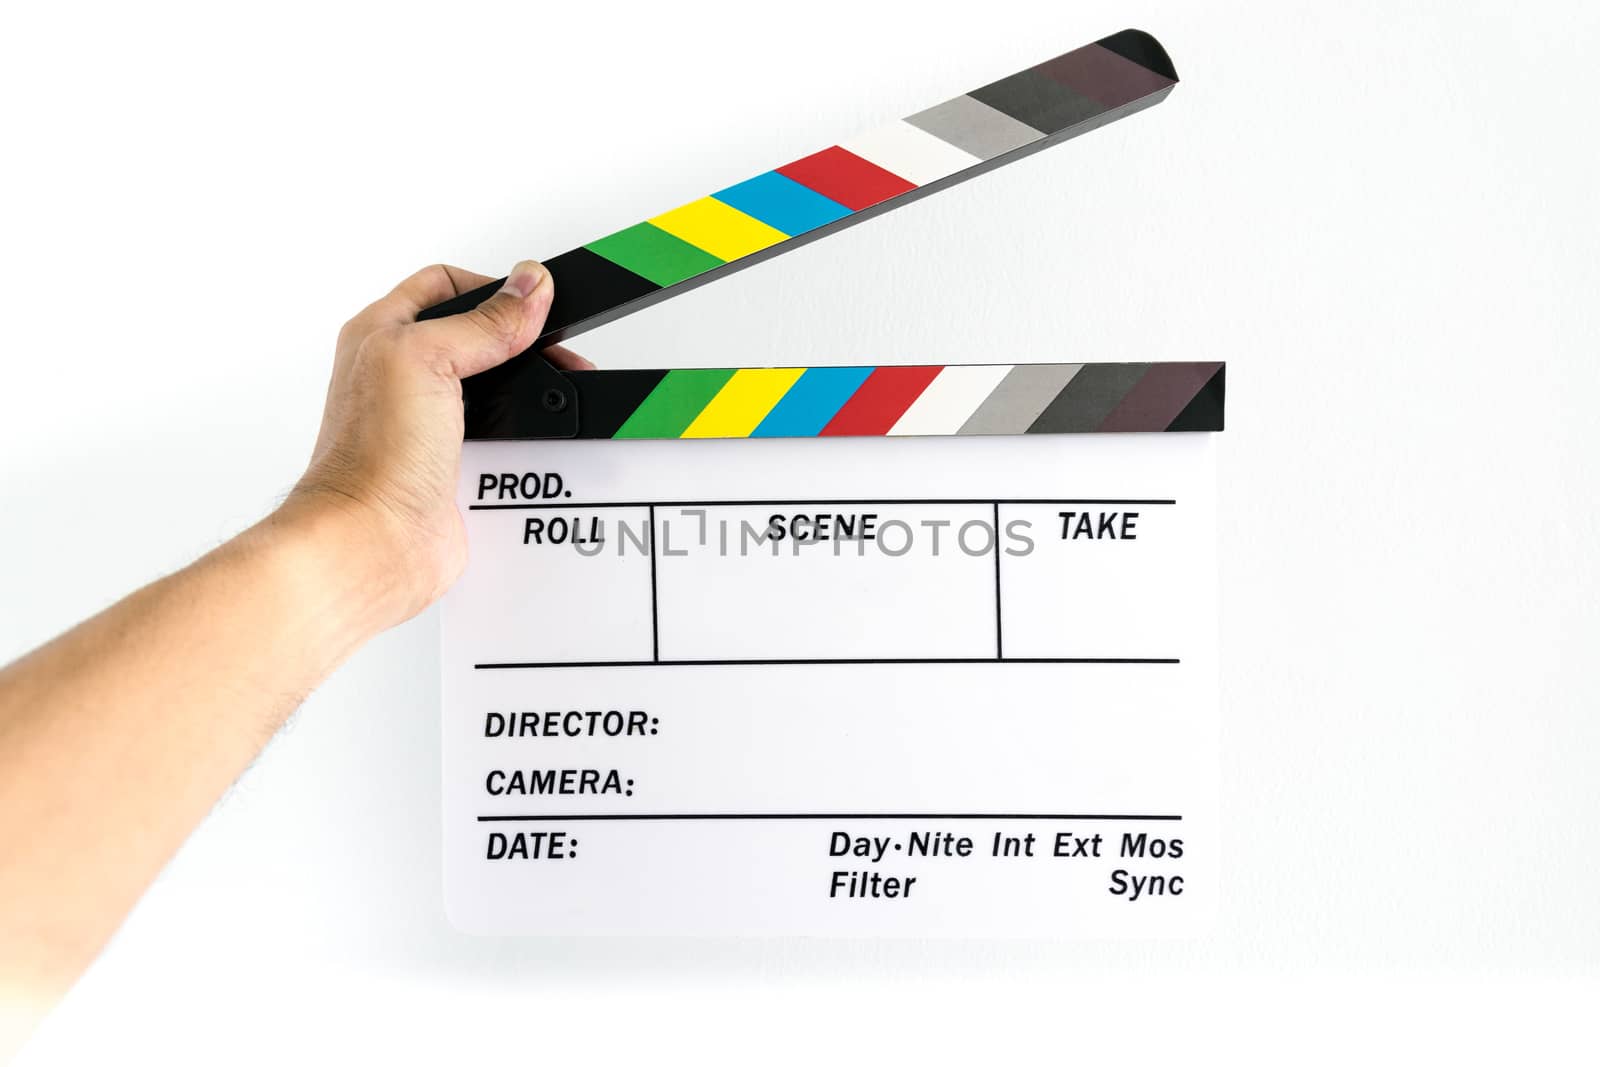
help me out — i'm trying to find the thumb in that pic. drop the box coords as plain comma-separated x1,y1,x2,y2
411,260,553,379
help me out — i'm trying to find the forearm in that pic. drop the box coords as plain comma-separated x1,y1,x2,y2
0,260,553,1053
0,499,398,1013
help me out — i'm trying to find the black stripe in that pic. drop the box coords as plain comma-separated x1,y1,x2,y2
417,247,663,337
541,247,661,336
569,369,669,439
456,249,660,439
1095,28,1180,81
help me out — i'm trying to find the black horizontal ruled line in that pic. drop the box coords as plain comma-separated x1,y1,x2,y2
473,657,1179,670
475,813,1183,823
468,498,1177,511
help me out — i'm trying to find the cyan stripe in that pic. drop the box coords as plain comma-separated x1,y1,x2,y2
751,366,874,436
712,171,852,237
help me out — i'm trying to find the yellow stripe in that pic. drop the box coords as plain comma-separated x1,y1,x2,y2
649,197,787,261
680,368,806,438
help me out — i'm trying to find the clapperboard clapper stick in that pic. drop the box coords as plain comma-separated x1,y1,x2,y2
418,28,1223,441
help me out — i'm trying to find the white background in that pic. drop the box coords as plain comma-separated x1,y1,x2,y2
2,0,1596,1062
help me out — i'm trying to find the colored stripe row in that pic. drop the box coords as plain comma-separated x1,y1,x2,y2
570,362,1223,439
425,30,1183,440
572,36,1176,298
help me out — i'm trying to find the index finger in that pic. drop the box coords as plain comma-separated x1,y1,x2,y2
384,264,497,323
346,264,497,341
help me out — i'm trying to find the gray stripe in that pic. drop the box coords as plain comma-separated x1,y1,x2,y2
1028,363,1150,433
959,364,1082,435
905,94,1043,161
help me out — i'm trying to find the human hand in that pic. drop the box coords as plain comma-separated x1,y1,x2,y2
0,263,604,1025
285,262,592,631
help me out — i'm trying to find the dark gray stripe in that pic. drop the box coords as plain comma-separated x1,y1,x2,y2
1041,43,1177,109
969,67,1105,135
1099,362,1223,432
1028,363,1151,433
1026,86,1175,143
959,364,1081,435
905,94,1043,161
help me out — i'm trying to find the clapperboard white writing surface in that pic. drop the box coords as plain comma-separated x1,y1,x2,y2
424,30,1225,935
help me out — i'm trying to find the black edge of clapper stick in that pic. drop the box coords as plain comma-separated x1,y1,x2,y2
415,28,1179,440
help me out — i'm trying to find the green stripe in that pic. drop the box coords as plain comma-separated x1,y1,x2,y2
613,369,737,438
586,222,725,287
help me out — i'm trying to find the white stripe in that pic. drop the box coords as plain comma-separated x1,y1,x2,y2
888,365,1014,436
840,120,982,187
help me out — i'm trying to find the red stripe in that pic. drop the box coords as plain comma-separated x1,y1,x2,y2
777,146,917,211
819,366,943,436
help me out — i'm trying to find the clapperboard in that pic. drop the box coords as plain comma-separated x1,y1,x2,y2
423,29,1224,936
